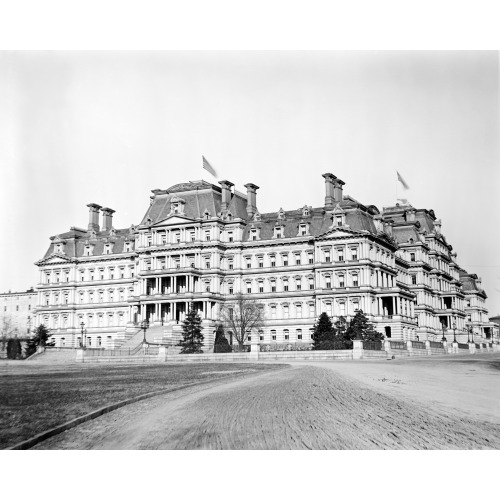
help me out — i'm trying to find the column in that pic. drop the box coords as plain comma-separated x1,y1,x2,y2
392,296,396,315
155,303,160,321
172,302,177,322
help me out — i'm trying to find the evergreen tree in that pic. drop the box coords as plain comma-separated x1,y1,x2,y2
346,310,383,341
213,323,232,353
25,324,54,358
312,312,335,350
177,305,204,354
6,338,22,359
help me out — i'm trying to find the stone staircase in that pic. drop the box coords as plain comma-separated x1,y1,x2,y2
27,348,77,364
118,325,166,350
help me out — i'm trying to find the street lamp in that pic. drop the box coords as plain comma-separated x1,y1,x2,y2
141,319,149,345
452,318,457,343
467,325,473,343
80,321,86,349
441,323,447,342
27,315,31,336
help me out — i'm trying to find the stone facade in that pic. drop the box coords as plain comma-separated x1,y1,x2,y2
0,289,37,337
33,174,499,349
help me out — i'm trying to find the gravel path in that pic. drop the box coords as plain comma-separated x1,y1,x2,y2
34,361,500,450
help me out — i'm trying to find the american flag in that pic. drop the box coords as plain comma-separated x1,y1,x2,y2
397,171,410,190
202,156,217,178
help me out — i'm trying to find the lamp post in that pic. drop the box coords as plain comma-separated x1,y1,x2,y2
452,318,457,343
441,323,447,342
80,321,86,349
27,315,31,336
467,325,473,343
141,319,149,345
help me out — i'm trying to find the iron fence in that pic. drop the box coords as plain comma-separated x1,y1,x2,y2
363,341,383,351
411,341,426,349
232,345,251,353
474,343,480,349
429,341,443,349
489,343,493,348
457,343,469,350
260,343,312,352
389,341,407,350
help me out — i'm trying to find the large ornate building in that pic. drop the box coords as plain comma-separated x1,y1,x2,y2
33,173,499,349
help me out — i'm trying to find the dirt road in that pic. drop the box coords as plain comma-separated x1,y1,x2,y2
34,354,500,450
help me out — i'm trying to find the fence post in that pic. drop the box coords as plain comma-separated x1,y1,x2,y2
250,340,260,360
425,340,431,356
158,346,167,361
384,339,391,358
406,340,413,357
352,339,363,359
442,340,448,354
75,348,85,363
469,342,475,354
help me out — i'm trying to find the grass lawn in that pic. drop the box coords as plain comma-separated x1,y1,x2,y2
0,362,285,449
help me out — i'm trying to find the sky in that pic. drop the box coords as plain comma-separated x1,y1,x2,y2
1,50,499,314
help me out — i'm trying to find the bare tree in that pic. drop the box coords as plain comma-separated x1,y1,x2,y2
1,316,18,338
219,293,264,347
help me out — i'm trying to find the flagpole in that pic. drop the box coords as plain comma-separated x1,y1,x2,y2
396,172,398,204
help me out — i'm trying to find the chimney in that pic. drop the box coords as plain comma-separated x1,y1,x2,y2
244,183,259,218
322,173,336,208
101,207,115,231
333,178,345,203
87,203,102,232
405,208,416,222
219,180,234,212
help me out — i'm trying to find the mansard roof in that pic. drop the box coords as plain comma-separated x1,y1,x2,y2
141,180,248,224
41,228,134,261
459,270,487,298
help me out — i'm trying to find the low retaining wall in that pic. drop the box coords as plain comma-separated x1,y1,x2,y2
75,342,500,363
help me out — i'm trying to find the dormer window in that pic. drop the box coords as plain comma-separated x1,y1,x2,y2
335,215,343,226
277,208,285,220
227,231,234,243
55,243,64,253
302,205,310,217
124,241,132,252
299,224,308,236
249,228,259,241
274,227,283,239
104,243,113,255
84,245,93,257
147,236,152,247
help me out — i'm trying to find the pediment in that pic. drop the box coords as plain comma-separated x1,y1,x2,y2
152,215,196,227
317,228,359,239
37,253,74,265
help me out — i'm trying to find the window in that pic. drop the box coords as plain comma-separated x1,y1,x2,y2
45,273,50,284
410,252,416,262
284,329,289,340
324,251,331,263
247,336,251,342
258,259,263,268
296,278,301,290
296,304,302,317
335,215,343,226
259,331,264,341
310,328,314,339
227,232,233,243
271,330,276,341
205,260,211,269
228,285,234,295
175,232,181,243
299,224,307,236
275,227,282,239
282,255,288,266
297,329,303,340
325,275,331,289
337,249,344,262
80,271,85,282
309,277,314,290
147,236,152,247
228,260,234,270
283,305,289,318
63,294,69,305
45,295,49,306
16,305,19,311
295,254,301,265
251,229,257,241
308,253,314,264
259,281,264,293
339,275,345,288
190,231,196,242
271,305,276,318
79,292,84,304
411,274,417,285
270,255,276,267
55,273,60,283
205,231,210,242
246,283,252,294
351,248,358,260
271,281,276,293
245,258,251,269
352,274,359,287
283,280,289,292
